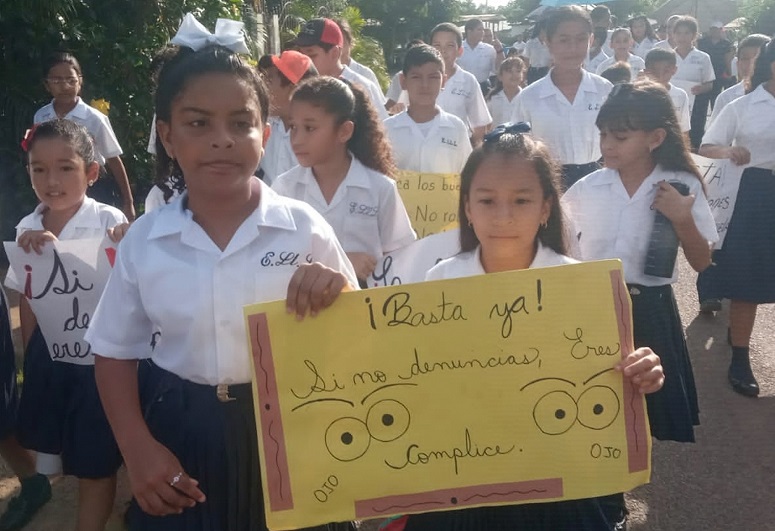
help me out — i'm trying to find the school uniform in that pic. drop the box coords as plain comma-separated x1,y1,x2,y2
510,69,612,188
486,90,521,128
383,108,472,174
272,157,416,257
4,198,126,478
709,81,745,125
595,53,646,81
523,38,551,84
437,67,492,134
584,50,609,74
699,84,775,303
259,116,298,185
385,72,409,107
341,65,389,120
409,244,620,531
562,166,717,442
672,48,715,148
348,58,381,91
631,37,658,59
458,41,497,84
668,83,691,132
0,288,18,440
654,39,672,50
85,182,358,531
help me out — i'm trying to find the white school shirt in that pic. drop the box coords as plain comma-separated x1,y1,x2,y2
562,166,718,286
523,38,552,68
584,50,609,73
383,108,472,174
668,84,691,132
709,81,745,125
458,40,497,83
33,98,122,166
595,53,646,81
348,58,381,91
487,90,521,128
85,182,358,386
654,40,672,50
702,84,775,171
259,116,298,185
425,242,576,281
272,157,416,257
385,72,409,106
341,65,389,120
672,48,715,112
510,69,613,165
436,67,492,132
631,37,658,59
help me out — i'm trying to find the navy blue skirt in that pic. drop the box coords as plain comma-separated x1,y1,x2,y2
129,362,356,531
0,290,18,440
15,327,121,478
629,284,698,443
702,167,775,303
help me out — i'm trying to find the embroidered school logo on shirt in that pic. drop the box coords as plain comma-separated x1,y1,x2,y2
260,251,314,268
441,137,458,147
587,103,601,111
349,202,379,217
451,87,472,98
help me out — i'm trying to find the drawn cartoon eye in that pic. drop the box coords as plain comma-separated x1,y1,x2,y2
366,399,411,442
532,390,578,435
577,385,620,430
325,417,370,462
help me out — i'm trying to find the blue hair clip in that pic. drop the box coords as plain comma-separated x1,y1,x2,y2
483,121,531,143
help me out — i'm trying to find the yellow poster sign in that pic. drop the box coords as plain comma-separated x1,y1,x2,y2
244,260,651,530
395,170,460,238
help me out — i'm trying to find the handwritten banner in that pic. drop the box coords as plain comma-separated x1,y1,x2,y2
395,170,460,239
244,260,651,530
370,229,460,288
3,238,116,365
693,154,744,249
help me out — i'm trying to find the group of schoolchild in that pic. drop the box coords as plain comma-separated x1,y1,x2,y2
0,4,773,531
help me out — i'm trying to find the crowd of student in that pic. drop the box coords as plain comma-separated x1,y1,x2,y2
0,4,772,531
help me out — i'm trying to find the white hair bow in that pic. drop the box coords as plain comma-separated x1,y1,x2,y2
170,12,250,54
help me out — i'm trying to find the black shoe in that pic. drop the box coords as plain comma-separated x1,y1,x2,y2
699,298,722,314
728,365,760,397
0,473,51,531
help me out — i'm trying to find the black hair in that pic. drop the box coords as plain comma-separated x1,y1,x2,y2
738,34,770,57
152,44,270,199
402,44,444,75
546,6,593,41
600,61,632,84
464,18,484,34
673,16,698,36
645,47,677,68
430,23,463,48
406,38,425,49
531,19,547,40
44,52,82,78
292,76,394,176
257,54,318,87
629,15,657,42
25,119,96,166
749,39,775,93
458,133,566,255
596,80,702,181
590,5,611,23
486,57,525,100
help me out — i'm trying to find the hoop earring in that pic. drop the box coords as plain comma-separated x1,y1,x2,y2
540,221,548,230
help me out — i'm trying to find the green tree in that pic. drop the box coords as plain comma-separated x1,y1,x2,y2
741,0,775,36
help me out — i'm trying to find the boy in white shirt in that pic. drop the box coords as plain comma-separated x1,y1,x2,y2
644,48,691,134
385,39,425,113
384,44,472,174
585,28,610,73
457,18,499,90
335,18,382,90
430,22,492,146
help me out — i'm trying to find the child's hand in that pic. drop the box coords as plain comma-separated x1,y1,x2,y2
346,252,378,281
17,230,57,254
124,435,206,516
615,347,664,394
286,263,351,320
108,222,132,243
727,146,751,166
652,181,694,226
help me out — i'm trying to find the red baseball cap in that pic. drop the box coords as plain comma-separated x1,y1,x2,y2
270,50,314,85
294,18,343,47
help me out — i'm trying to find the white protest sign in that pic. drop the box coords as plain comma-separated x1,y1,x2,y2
692,154,744,249
369,229,460,287
3,238,117,365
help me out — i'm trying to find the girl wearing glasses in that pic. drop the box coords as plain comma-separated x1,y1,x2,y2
34,52,136,220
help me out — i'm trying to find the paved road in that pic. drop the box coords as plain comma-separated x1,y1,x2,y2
1,255,772,530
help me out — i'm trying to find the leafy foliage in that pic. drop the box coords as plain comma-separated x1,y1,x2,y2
741,0,775,36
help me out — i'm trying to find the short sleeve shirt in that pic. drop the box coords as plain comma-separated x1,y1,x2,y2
668,84,691,132
487,91,521,128
436,67,493,131
259,116,298,185
341,65,388,120
458,41,497,83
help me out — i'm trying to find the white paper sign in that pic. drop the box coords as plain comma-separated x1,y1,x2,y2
3,238,116,365
369,229,461,287
692,154,744,249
